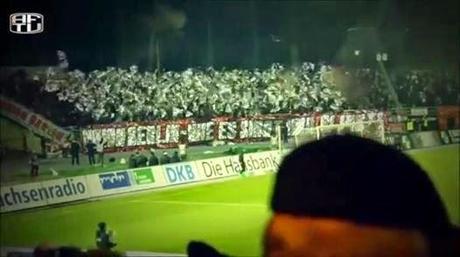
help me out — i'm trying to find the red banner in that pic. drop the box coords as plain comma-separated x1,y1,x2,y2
81,111,386,152
0,96,69,144
437,106,460,130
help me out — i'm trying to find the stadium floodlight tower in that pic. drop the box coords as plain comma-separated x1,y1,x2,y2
339,26,402,112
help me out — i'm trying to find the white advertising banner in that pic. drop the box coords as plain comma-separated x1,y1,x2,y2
1,182,46,212
161,161,203,185
243,151,281,175
40,177,90,205
0,177,90,213
195,156,243,180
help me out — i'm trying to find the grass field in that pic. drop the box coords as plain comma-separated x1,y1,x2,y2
1,144,458,256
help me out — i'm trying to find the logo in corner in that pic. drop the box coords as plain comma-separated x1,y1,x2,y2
10,13,44,34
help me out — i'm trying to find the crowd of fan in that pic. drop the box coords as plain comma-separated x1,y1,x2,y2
44,63,342,122
1,70,85,126
44,63,459,123
2,63,458,126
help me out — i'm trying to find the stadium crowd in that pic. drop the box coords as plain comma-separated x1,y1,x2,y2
42,63,459,124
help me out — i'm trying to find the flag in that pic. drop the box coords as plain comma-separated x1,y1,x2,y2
57,50,69,69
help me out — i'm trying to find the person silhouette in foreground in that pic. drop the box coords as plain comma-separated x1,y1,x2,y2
188,135,459,257
187,241,229,257
33,244,86,257
96,222,117,251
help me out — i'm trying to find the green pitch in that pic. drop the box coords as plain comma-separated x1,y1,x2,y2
1,145,458,256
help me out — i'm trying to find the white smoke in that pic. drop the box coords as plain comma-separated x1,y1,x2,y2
151,4,187,33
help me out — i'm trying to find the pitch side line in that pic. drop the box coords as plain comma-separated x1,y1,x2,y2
129,200,268,208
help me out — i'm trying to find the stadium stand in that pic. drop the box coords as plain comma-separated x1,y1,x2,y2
0,62,458,257
0,62,458,183
43,63,458,123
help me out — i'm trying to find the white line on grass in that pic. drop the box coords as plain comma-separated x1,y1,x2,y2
129,200,267,208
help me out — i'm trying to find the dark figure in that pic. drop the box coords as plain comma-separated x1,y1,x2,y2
70,140,80,165
86,140,96,165
128,154,137,168
171,151,181,163
34,245,85,257
30,154,39,177
187,241,228,257
57,247,85,257
95,222,116,250
136,152,148,167
86,249,123,257
161,152,171,164
238,153,246,174
149,152,159,166
265,135,460,257
281,122,289,143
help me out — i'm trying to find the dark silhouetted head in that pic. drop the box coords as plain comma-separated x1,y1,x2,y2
265,135,458,257
98,222,106,230
187,241,228,257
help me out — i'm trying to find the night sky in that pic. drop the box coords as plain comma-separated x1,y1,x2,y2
2,0,459,71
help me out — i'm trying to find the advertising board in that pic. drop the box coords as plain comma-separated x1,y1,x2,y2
243,151,281,175
162,162,200,185
0,177,90,213
132,168,155,185
99,171,131,190
195,156,243,179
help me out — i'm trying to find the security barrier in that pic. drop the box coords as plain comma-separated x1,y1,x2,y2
85,166,167,197
0,177,90,212
0,150,281,213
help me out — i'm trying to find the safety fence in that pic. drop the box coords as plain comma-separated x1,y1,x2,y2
0,150,281,213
